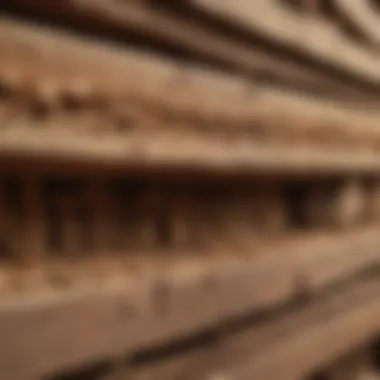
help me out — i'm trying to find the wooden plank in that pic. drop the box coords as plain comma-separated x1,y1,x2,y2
0,228,380,379
1,16,380,150
192,0,380,84
2,129,380,175
334,0,380,46
0,1,370,97
190,276,380,380
37,274,380,380
0,15,373,116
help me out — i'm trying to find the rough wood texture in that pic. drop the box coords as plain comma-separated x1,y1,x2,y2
192,0,380,83
2,1,380,379
0,0,369,97
0,228,380,379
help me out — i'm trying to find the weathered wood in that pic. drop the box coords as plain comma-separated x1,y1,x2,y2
0,0,369,98
2,2,380,379
192,0,380,83
0,229,379,379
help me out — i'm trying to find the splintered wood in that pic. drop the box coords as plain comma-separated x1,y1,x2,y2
2,1,380,379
